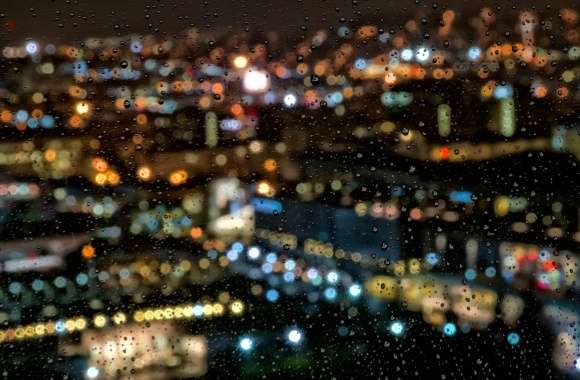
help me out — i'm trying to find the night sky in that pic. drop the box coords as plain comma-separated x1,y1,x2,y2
1,0,576,46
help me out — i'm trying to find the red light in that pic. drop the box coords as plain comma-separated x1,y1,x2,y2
439,147,451,160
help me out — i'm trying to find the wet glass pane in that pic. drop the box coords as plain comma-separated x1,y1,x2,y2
0,1,578,378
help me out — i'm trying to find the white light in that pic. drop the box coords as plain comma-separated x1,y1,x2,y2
25,41,38,55
401,48,413,61
86,366,99,379
389,321,405,336
287,329,302,344
283,93,297,108
326,271,339,284
243,69,269,93
349,284,362,298
239,337,254,351
248,247,261,260
575,357,580,370
415,47,430,62
233,56,248,69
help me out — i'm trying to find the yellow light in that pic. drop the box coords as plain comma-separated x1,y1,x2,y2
65,319,76,332
133,311,145,322
75,102,90,115
233,55,248,69
75,318,87,330
93,315,107,328
113,311,127,325
213,303,224,315
137,166,152,181
494,196,510,217
202,304,213,316
94,173,107,186
229,301,244,315
256,180,275,197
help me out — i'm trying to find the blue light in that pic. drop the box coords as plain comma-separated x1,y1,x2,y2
337,26,350,38
55,320,66,334
227,249,240,262
220,118,242,131
266,289,279,303
130,40,143,53
349,284,362,298
354,58,367,70
507,332,520,346
324,287,337,301
261,263,273,273
443,322,457,336
465,269,477,281
493,85,513,100
266,253,277,264
467,46,482,61
232,242,244,253
251,197,283,215
15,110,28,123
330,91,343,104
401,48,413,61
389,321,405,337
284,260,296,271
425,252,439,266
27,119,39,129
40,115,55,128
264,91,276,104
73,60,88,75
75,273,89,286
484,267,497,278
239,337,254,351
449,191,473,204
283,272,295,282
25,41,38,55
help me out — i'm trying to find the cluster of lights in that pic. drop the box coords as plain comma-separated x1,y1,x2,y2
0,299,244,344
133,300,245,323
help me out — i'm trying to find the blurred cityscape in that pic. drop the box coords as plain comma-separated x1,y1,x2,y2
0,4,579,379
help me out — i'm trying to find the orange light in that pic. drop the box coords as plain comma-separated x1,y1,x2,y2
263,158,277,172
106,171,120,186
69,115,82,128
0,110,12,123
136,113,148,125
230,103,243,116
81,245,96,259
92,158,108,172
44,149,57,162
169,170,188,186
190,227,203,239
211,83,224,94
